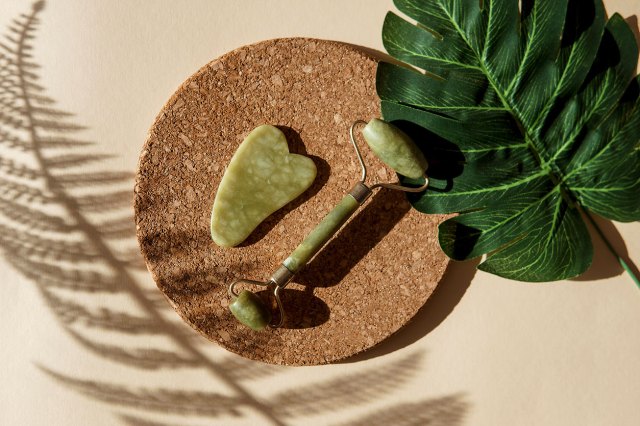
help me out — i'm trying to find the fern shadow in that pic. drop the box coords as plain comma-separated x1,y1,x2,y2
41,351,470,425
335,394,469,426
0,2,285,425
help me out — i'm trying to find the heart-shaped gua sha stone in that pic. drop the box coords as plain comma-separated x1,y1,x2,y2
211,125,317,247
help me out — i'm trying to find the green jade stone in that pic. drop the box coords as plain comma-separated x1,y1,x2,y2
283,194,360,273
229,290,272,331
362,118,428,179
211,125,317,247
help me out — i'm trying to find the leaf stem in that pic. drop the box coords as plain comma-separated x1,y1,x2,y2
582,209,640,290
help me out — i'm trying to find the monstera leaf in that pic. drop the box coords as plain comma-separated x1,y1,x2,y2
378,0,640,281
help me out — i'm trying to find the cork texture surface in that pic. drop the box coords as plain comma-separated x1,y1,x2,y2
134,38,449,365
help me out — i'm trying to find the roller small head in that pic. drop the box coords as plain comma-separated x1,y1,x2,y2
229,290,272,331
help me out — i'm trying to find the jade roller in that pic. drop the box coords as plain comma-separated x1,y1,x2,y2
228,119,429,330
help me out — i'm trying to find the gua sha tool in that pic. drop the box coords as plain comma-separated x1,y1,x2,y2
211,125,317,247
228,118,429,330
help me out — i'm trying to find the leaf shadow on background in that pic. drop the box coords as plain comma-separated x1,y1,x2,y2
0,2,469,425
573,213,640,281
626,16,640,47
335,394,468,426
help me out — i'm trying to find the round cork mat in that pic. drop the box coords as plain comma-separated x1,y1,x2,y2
134,38,449,365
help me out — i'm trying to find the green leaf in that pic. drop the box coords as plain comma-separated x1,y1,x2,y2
378,0,640,281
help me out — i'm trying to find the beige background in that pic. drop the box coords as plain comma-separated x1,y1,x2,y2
1,1,639,425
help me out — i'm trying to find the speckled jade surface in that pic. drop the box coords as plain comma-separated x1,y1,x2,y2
362,118,428,179
210,125,317,247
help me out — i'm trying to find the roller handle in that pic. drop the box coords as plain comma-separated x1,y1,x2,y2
282,182,371,273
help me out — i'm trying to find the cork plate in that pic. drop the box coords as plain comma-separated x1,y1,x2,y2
134,38,449,365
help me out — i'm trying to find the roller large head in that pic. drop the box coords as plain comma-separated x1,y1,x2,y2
361,118,428,179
